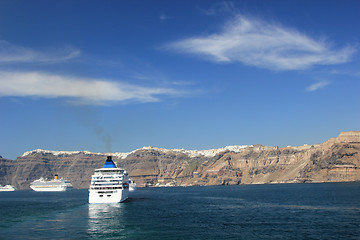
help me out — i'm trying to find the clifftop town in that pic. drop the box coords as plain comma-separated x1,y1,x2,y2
1,131,359,189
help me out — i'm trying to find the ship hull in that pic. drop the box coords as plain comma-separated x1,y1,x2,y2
89,189,128,203
0,185,16,192
30,186,67,192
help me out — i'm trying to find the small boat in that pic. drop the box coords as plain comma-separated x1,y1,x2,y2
30,175,71,192
129,178,136,192
89,156,129,203
0,185,16,191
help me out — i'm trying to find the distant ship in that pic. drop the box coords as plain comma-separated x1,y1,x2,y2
0,185,16,191
30,175,72,192
129,179,136,192
89,156,129,203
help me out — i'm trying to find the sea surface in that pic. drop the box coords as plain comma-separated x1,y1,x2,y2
0,183,359,239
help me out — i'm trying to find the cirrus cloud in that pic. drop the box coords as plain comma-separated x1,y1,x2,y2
0,71,181,105
165,15,357,71
306,80,330,92
0,40,81,64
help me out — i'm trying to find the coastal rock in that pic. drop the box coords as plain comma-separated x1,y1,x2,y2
0,157,16,187
0,131,359,189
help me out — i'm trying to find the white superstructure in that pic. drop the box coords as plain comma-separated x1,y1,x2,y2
89,156,129,203
64,180,73,189
0,185,16,191
30,175,71,192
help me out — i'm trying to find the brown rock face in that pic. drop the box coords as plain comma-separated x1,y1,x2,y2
1,131,359,189
0,157,16,186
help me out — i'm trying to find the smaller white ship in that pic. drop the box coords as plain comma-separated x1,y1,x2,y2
0,185,16,191
129,179,136,192
30,175,71,192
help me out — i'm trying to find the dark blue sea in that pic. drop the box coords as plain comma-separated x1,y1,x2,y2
0,183,359,240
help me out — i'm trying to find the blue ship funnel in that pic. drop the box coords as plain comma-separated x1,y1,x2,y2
103,156,116,168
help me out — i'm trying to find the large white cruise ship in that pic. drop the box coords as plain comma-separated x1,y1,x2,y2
0,185,16,191
30,175,71,192
89,156,129,203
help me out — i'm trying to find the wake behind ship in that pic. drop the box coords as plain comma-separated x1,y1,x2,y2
89,156,130,203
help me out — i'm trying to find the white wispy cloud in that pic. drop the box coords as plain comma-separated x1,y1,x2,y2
328,69,360,77
306,80,330,92
201,1,236,16
0,71,180,105
159,13,171,22
165,15,356,70
0,40,81,64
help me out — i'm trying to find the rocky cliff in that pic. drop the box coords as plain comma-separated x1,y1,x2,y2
1,131,359,189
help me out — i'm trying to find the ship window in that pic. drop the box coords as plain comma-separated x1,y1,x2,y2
107,195,111,197
99,195,103,197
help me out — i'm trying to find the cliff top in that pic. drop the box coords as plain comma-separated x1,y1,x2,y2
20,145,252,159
18,131,359,159
338,131,360,140
324,131,360,145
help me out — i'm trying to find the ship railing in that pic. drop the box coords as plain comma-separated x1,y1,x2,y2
90,186,123,190
91,183,123,186
92,176,124,179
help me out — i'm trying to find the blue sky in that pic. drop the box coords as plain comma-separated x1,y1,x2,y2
0,0,359,159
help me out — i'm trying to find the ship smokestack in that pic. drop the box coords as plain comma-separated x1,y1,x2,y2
103,155,116,168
